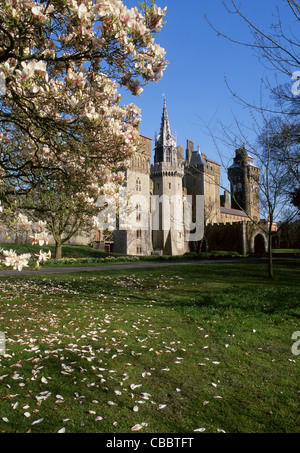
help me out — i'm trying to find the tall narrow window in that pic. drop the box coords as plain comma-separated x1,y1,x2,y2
136,178,141,192
166,149,171,162
136,204,141,222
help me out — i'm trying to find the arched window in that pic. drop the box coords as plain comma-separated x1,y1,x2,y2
166,148,171,162
136,178,141,192
136,203,141,222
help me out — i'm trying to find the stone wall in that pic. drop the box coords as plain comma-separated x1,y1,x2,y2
205,222,245,253
0,223,93,247
204,221,268,255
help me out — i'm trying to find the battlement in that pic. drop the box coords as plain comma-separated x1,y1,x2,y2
150,161,185,177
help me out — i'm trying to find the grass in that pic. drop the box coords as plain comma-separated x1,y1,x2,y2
0,259,299,433
0,243,111,259
0,243,247,269
273,249,300,255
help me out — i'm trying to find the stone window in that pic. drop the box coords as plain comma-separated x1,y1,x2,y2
136,204,141,222
137,229,142,239
136,178,141,192
166,149,171,162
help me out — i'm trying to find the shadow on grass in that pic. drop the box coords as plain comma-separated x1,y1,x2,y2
7,260,300,318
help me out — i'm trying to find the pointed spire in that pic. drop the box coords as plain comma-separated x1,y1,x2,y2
154,96,178,164
156,96,176,148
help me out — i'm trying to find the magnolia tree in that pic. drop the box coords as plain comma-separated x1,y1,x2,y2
10,163,128,260
0,0,167,270
0,206,51,270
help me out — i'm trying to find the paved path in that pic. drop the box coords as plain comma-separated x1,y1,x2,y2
0,258,253,277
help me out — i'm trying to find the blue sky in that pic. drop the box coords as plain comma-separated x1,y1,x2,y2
121,0,294,185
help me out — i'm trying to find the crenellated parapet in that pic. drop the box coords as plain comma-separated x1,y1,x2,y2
150,161,185,178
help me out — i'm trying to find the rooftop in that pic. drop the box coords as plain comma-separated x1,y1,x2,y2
220,207,249,217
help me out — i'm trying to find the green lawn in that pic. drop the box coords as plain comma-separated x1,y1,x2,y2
0,243,112,259
0,243,247,269
0,259,299,433
273,249,300,255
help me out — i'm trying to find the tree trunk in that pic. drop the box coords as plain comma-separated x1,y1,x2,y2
268,233,273,279
197,238,204,254
55,240,62,260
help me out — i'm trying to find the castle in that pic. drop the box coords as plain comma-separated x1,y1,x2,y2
97,98,268,256
0,98,269,254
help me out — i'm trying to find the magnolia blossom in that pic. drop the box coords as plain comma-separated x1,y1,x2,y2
29,231,50,247
17,213,32,229
0,207,51,270
36,249,51,264
38,220,47,230
1,249,31,271
0,0,167,270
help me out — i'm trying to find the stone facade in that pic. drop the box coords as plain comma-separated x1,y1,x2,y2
113,134,152,256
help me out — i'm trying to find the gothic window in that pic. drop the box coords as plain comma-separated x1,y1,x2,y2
142,159,145,170
136,178,141,192
136,246,142,254
166,148,171,162
136,203,141,222
137,229,142,239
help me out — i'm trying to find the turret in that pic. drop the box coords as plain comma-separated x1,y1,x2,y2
228,145,260,221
